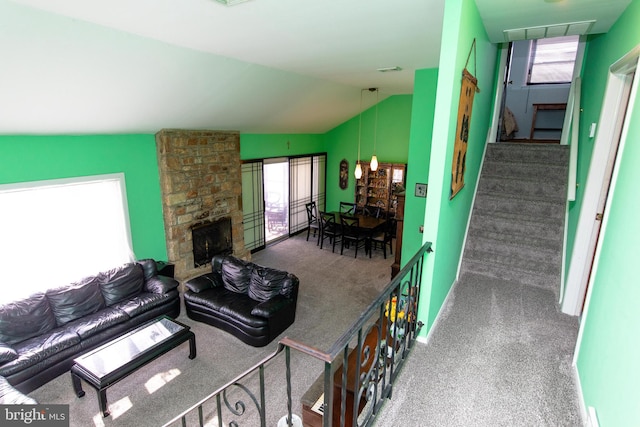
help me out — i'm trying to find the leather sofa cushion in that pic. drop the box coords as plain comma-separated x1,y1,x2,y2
248,266,288,302
100,263,144,306
251,295,292,318
185,289,267,329
0,293,56,345
46,277,105,327
111,292,174,318
8,328,81,373
0,344,18,364
64,307,129,339
221,257,252,294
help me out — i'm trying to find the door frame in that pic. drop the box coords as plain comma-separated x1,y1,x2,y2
562,44,640,316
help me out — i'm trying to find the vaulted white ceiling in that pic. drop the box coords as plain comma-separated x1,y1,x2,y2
0,0,631,134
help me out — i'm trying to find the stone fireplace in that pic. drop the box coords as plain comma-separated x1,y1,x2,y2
155,129,249,281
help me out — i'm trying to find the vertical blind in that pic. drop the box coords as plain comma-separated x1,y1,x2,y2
289,157,312,234
241,161,265,252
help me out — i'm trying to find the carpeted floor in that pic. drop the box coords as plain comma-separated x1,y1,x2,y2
29,210,584,426
29,233,394,427
373,272,582,427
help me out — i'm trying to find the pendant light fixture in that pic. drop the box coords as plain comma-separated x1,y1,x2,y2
370,88,380,172
354,89,365,179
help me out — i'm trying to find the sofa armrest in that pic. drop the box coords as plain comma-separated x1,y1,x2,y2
185,273,223,293
145,275,180,294
0,376,36,404
251,295,294,319
0,342,18,365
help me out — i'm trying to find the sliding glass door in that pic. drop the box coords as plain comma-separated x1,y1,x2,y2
264,158,289,244
242,154,326,252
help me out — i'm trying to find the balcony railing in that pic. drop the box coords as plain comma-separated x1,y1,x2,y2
164,241,432,427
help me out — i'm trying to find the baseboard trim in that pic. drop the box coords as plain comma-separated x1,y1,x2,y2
416,277,459,346
572,363,589,425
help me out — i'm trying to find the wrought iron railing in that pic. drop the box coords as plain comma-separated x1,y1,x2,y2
164,241,432,427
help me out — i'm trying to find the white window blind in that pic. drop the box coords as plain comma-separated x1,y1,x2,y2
0,174,134,304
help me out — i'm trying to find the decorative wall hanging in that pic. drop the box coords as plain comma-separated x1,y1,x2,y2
451,39,480,200
339,159,349,189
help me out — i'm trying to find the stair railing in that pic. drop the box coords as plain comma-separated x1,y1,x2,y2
561,76,581,201
163,241,433,427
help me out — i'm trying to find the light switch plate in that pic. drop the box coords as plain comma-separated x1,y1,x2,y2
415,183,427,198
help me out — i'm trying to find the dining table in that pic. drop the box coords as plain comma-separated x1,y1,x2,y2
326,212,387,257
328,211,387,232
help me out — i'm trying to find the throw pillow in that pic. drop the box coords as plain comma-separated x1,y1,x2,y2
0,293,56,345
248,266,287,302
221,257,252,294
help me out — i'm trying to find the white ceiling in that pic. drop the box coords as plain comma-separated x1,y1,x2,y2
0,0,631,135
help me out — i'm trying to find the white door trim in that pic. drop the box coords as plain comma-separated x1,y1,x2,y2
562,45,640,316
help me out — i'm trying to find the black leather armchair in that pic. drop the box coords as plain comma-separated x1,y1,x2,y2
183,255,299,347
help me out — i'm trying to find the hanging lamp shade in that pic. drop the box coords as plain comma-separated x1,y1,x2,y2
354,89,365,179
354,162,363,179
370,155,378,172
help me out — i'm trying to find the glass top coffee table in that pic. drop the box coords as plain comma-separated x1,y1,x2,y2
71,315,196,417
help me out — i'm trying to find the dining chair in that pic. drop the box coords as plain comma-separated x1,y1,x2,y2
340,214,368,258
369,217,394,259
305,201,320,244
339,201,356,215
319,211,341,253
360,205,382,218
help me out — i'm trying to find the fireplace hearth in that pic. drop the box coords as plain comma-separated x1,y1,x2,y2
192,217,233,267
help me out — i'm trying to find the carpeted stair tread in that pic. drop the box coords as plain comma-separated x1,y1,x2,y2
465,230,563,255
484,143,569,166
473,193,566,219
481,160,568,181
478,175,567,200
463,143,568,296
469,211,564,240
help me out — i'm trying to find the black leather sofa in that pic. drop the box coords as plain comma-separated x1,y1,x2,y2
0,259,180,394
184,255,299,347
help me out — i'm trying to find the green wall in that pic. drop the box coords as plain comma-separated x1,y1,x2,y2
402,68,439,264
574,1,640,424
239,96,412,215
240,134,325,160
419,0,497,330
0,135,168,261
319,95,413,212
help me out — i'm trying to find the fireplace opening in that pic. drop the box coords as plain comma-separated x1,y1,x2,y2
191,217,233,267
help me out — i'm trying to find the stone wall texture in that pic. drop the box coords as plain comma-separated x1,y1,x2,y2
155,129,249,281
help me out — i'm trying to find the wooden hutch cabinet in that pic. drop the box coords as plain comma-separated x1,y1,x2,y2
355,162,406,216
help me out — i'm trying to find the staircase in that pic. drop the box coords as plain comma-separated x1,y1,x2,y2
461,143,569,295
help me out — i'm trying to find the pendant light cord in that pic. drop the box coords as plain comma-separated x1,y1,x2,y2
373,88,378,155
357,89,364,161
